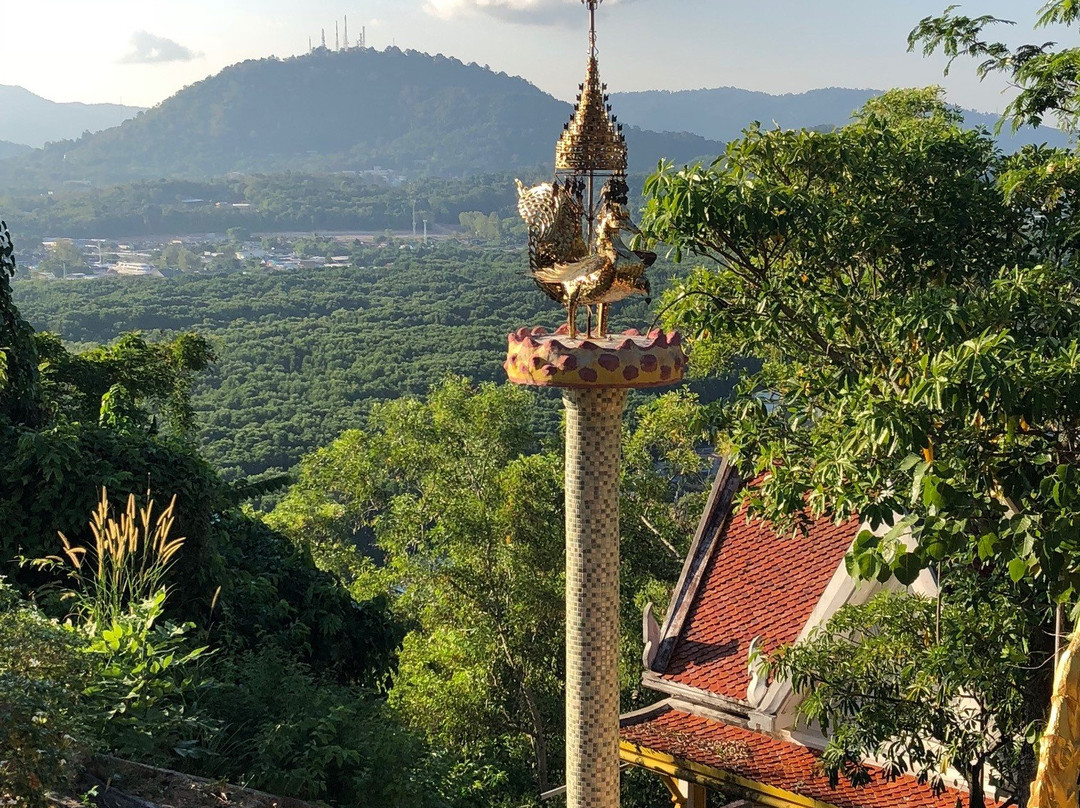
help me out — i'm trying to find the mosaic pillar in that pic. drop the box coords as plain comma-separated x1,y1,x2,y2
505,326,686,808
564,386,627,808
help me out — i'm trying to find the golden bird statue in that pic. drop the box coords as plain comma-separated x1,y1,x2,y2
525,196,654,338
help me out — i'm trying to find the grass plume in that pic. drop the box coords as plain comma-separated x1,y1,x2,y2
49,487,185,625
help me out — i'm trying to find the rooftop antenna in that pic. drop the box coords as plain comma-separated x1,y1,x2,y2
344,15,348,48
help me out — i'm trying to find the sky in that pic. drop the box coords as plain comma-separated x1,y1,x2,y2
0,1,1053,113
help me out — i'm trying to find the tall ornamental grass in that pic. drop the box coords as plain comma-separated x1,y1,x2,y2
52,487,184,626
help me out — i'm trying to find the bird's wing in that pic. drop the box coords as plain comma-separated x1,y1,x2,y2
517,181,556,232
533,254,608,284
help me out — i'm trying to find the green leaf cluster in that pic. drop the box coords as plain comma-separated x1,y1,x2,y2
772,574,1049,802
645,88,1080,598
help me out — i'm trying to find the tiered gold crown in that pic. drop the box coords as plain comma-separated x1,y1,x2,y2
554,2,627,173
555,57,627,173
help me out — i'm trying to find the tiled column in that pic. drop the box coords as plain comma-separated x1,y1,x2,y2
563,386,627,808
505,326,685,808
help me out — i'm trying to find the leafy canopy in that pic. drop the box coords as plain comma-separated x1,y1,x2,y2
771,575,1048,803
910,1,1080,132
643,88,1080,599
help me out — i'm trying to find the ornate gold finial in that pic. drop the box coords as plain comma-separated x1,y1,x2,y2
555,0,626,173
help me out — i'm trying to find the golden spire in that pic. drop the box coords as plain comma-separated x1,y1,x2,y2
555,0,627,173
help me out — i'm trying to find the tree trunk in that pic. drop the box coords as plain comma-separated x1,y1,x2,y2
522,683,550,793
1029,629,1080,808
970,759,985,808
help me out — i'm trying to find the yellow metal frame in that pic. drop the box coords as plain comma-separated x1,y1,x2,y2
619,740,841,808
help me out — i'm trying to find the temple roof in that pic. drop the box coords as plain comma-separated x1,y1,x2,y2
621,703,1001,808
619,464,995,806
659,483,858,701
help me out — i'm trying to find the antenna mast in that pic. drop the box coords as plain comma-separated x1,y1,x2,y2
586,0,599,56
344,15,348,48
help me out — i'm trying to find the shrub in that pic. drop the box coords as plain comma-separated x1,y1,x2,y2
194,649,444,807
0,579,91,808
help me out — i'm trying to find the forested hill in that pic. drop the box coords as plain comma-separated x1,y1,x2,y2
1,48,720,189
610,86,1072,150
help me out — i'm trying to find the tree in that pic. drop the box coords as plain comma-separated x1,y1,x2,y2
639,88,1079,803
271,377,564,801
35,330,215,439
909,1,1080,133
0,222,44,427
772,572,1049,805
268,378,713,804
37,239,90,278
910,5,1080,804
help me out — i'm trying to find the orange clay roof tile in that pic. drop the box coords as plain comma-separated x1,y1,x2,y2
661,499,860,700
621,705,1002,808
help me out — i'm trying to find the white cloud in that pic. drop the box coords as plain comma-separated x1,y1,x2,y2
425,0,633,25
119,31,203,64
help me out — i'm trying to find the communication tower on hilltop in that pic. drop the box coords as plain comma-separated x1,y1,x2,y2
344,15,349,48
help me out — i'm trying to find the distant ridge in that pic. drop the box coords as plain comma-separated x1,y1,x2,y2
0,85,143,148
0,140,32,161
610,86,1072,151
0,48,720,188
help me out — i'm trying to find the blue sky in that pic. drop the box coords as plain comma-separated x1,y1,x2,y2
0,1,1048,114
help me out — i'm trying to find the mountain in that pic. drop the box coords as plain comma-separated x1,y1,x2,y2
0,140,32,161
1,48,720,188
610,87,1072,151
0,85,143,148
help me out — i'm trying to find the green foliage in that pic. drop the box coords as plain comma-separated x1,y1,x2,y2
910,1,1080,132
642,88,1080,596
274,378,565,794
0,221,43,427
14,244,675,478
193,649,445,807
36,330,216,439
458,210,526,244
0,579,91,807
212,511,402,681
270,378,714,800
640,85,1080,800
2,173,527,242
772,572,1050,803
82,591,211,764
